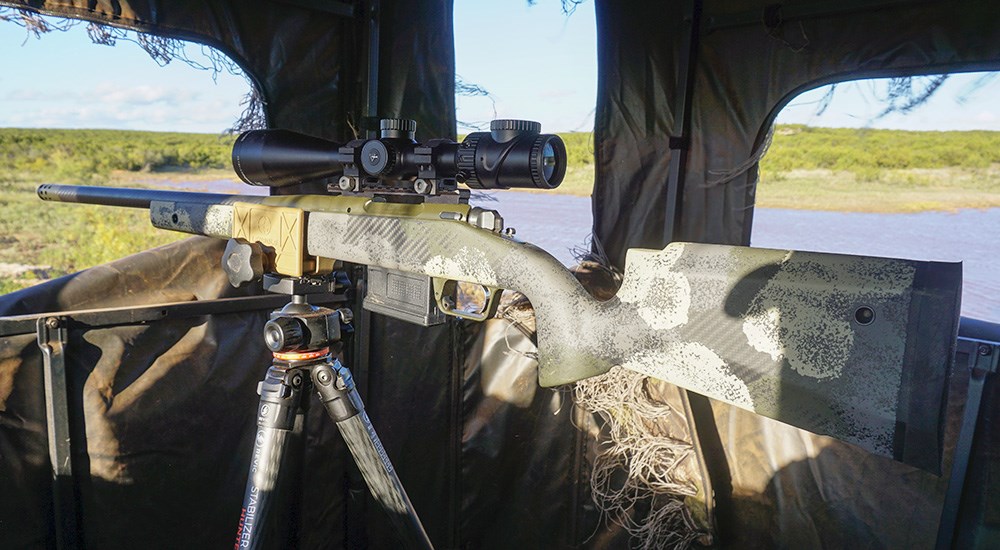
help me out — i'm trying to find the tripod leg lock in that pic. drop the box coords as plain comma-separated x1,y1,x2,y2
256,367,305,430
312,359,364,422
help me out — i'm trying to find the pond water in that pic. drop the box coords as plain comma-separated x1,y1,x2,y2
472,191,1000,323
141,178,270,195
750,208,1000,322
151,181,999,322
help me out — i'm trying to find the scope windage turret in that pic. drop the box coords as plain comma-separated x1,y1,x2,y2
231,118,566,191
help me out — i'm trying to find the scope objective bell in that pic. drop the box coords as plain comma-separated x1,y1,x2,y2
233,129,349,188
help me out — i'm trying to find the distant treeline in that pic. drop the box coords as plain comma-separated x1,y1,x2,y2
766,125,1000,172
0,128,235,182
3,125,1000,184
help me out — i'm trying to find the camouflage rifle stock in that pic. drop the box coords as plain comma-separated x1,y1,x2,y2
37,184,961,472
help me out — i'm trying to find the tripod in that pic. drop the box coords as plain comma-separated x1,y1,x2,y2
233,286,433,550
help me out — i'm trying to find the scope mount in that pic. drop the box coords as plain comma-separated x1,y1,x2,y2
331,119,466,203
329,173,471,205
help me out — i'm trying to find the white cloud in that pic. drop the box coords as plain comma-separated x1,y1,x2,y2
5,84,200,106
0,80,240,132
5,89,74,101
2,94,237,133
538,89,576,99
976,111,997,123
91,82,200,105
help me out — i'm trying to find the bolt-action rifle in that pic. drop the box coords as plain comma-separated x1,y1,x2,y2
38,119,961,473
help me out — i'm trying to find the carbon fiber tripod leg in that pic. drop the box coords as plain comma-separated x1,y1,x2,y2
235,291,431,549
235,365,306,550
311,359,434,550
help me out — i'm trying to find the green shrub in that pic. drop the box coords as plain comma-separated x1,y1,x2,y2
764,125,1000,172
852,166,882,182
0,128,236,181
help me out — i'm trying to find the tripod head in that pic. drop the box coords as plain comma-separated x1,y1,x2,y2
253,273,354,358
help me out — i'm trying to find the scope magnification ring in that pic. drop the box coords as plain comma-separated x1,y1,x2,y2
529,137,544,188
456,135,482,186
380,118,417,132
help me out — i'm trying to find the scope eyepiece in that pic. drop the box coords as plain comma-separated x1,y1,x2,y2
458,119,567,190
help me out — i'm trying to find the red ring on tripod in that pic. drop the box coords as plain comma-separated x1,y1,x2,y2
273,347,330,362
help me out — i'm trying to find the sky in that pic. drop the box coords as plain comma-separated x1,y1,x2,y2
778,74,1000,131
452,0,598,132
0,16,249,133
2,1,1000,134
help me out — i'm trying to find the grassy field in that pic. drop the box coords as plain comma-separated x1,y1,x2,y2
756,125,1000,211
502,125,1000,205
0,128,237,293
1,125,999,293
0,170,186,294
0,128,234,180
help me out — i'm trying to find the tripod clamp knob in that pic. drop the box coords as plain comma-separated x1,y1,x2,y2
222,239,266,288
264,317,305,352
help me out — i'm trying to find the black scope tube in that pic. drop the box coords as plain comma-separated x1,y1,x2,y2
37,184,248,209
227,120,567,191
233,130,350,188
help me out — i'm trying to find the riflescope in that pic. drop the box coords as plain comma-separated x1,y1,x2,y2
232,118,567,192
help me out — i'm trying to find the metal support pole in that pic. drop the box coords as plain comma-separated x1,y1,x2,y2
663,0,702,245
36,317,79,550
354,19,379,542
935,339,999,549
365,0,381,137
